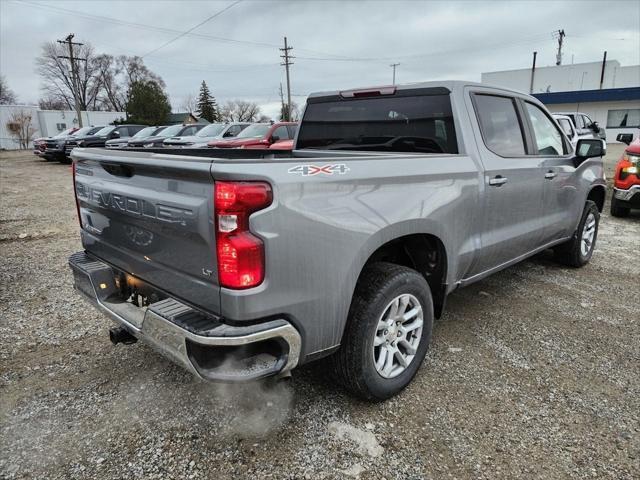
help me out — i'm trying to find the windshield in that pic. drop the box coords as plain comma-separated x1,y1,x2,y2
71,127,94,136
132,126,156,138
54,127,76,138
94,126,115,136
157,125,184,137
196,124,225,137
236,124,270,139
296,93,458,153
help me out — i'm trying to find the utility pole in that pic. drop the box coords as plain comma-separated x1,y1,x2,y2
529,52,537,94
280,37,294,121
57,33,85,127
279,82,285,121
555,29,565,66
390,63,400,85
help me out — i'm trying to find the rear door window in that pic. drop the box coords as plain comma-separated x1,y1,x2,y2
116,126,130,137
473,94,526,156
296,93,458,153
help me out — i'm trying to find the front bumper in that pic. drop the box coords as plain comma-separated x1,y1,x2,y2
68,252,301,382
613,185,640,206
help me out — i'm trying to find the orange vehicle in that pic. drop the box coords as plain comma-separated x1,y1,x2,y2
611,133,640,217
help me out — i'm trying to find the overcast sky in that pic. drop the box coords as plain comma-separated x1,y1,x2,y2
1,0,639,118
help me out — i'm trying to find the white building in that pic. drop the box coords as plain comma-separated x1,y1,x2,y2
0,106,126,149
482,60,640,142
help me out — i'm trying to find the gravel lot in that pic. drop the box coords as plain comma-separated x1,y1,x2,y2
1,148,638,479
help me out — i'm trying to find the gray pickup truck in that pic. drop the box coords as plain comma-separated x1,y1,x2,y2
69,81,606,400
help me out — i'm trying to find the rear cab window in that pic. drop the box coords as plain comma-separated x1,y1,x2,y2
296,90,458,153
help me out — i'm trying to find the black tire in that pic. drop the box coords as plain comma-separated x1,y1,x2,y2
554,200,600,267
330,262,433,401
610,195,630,217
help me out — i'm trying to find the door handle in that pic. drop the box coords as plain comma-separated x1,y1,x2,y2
488,175,508,186
544,171,557,179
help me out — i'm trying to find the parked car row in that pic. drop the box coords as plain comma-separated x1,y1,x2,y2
552,112,606,150
35,121,299,162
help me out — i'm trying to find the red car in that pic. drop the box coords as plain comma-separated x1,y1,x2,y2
269,139,294,150
611,133,640,217
208,122,297,149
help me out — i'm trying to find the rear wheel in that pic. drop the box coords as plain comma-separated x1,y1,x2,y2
610,195,630,217
330,262,433,401
554,200,599,267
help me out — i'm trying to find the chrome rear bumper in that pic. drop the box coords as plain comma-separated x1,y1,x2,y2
68,252,301,382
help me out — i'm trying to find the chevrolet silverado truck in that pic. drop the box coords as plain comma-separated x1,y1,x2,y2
45,126,104,162
610,132,640,216
69,81,606,400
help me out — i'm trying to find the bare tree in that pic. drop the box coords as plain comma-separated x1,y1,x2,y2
0,75,17,104
38,96,67,110
95,54,165,111
279,101,301,122
220,100,261,122
35,41,103,112
6,110,37,149
179,92,198,113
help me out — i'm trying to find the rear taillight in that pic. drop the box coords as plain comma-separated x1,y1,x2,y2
72,162,83,229
214,181,272,289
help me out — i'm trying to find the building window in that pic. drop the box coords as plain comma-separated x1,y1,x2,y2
607,109,640,128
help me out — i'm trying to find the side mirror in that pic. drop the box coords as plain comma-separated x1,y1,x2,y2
574,139,604,166
223,131,235,137
271,135,280,143
111,130,120,138
616,133,633,145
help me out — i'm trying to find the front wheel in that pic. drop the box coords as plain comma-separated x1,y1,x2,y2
610,195,630,217
330,262,433,401
554,200,600,267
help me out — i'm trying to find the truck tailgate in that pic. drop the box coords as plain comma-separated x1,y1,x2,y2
73,149,220,314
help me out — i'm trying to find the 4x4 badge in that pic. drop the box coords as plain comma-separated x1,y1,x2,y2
288,164,350,176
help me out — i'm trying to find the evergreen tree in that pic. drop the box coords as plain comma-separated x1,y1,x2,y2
126,80,171,125
197,81,218,122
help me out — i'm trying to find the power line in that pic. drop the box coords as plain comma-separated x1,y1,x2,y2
141,0,244,58
14,0,346,59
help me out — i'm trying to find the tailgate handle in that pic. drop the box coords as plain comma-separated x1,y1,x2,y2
102,163,134,178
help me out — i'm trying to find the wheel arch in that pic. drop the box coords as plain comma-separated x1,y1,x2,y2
354,231,449,319
587,184,606,212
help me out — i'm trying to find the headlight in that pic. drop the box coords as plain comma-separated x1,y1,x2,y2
76,141,84,147
143,143,155,148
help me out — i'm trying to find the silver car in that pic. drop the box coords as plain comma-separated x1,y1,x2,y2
163,123,250,148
